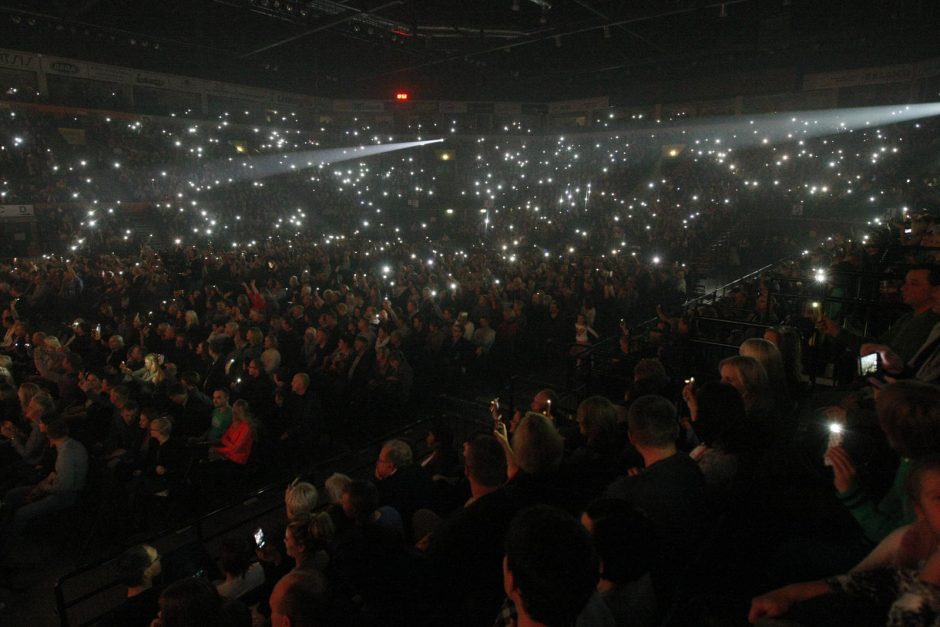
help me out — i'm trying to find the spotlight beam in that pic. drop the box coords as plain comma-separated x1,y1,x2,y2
572,103,940,147
172,138,444,187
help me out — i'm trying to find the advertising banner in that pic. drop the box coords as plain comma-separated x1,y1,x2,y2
439,101,468,113
0,205,34,218
42,56,87,78
493,102,523,115
548,97,609,114
803,64,914,90
0,49,39,71
333,100,386,112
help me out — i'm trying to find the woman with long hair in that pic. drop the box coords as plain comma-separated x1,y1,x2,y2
213,399,256,466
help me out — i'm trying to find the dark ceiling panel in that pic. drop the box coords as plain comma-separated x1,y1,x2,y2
0,0,936,100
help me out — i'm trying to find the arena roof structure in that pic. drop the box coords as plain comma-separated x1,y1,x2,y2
0,0,939,102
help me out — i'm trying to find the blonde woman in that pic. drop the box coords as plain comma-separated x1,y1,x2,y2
739,337,792,410
123,353,165,391
183,310,200,332
495,411,565,480
285,481,319,521
213,399,256,466
0,354,14,387
16,381,41,415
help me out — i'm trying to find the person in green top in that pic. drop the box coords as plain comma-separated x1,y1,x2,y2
826,380,940,542
203,388,233,443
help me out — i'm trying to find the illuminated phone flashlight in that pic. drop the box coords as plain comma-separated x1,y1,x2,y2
545,399,552,415
827,422,844,444
824,423,844,466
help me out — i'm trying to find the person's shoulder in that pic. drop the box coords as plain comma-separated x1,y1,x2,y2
468,487,515,515
603,474,636,500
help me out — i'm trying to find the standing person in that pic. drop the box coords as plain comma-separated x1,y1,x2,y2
497,505,605,627
603,396,706,598
423,434,514,626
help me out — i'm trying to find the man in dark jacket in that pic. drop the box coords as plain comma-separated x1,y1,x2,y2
424,434,515,626
374,439,432,540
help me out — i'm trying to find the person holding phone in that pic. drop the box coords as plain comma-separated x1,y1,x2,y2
826,381,940,543
860,311,940,386
817,268,940,365
215,537,265,599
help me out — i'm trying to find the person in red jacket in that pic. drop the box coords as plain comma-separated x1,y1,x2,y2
213,399,255,466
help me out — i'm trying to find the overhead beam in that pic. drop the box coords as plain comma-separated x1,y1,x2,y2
368,0,752,78
240,0,404,58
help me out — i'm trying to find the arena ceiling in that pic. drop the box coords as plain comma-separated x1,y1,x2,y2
0,0,938,102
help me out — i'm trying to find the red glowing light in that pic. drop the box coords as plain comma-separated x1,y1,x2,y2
395,92,409,101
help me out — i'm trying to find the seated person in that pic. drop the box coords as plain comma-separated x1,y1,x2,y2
284,512,334,575
817,267,940,365
202,388,233,444
102,399,145,469
826,380,940,543
749,455,940,626
418,423,459,479
373,439,431,538
269,570,331,627
211,399,255,467
134,416,187,498
1,391,54,469
0,418,88,550
285,480,319,522
166,383,212,440
154,576,234,627
215,537,265,600
100,544,163,627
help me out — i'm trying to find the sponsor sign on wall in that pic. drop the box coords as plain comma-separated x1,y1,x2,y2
0,205,34,218
333,100,386,112
547,96,609,114
43,56,87,77
493,102,523,116
0,49,39,71
439,101,468,114
803,64,914,90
